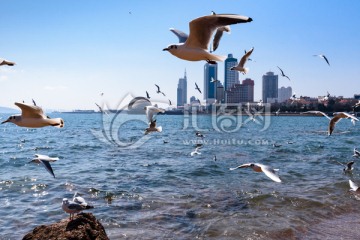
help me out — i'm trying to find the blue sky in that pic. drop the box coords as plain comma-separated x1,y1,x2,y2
1,0,359,111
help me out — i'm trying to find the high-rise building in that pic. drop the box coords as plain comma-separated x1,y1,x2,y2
204,62,218,102
216,82,225,103
278,86,292,103
242,78,254,102
226,78,254,104
177,70,187,107
224,54,239,91
262,71,278,103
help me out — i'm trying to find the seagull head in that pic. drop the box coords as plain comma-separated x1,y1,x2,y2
1,115,20,124
62,198,69,204
163,44,181,53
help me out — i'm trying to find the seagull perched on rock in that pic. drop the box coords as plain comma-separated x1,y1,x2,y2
1,102,64,128
30,154,59,178
163,13,252,64
314,54,330,66
230,47,254,74
229,163,281,183
62,197,94,220
195,82,202,94
277,66,291,81
0,58,15,66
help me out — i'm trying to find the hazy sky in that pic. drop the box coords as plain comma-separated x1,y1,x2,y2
1,0,359,111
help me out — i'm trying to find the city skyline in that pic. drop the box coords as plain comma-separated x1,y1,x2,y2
1,1,360,111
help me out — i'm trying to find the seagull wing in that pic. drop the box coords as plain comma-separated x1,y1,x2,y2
277,66,285,76
349,180,359,191
0,58,15,66
15,102,46,118
39,159,55,178
328,113,349,135
169,28,189,43
237,47,254,68
229,163,251,171
303,111,331,120
260,164,282,182
212,25,230,52
146,91,150,98
186,14,252,50
322,55,330,66
155,84,160,92
145,106,165,122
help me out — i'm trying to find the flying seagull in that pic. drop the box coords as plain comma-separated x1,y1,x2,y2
336,161,354,173
163,13,252,64
155,84,166,96
349,180,360,193
0,58,15,66
168,99,172,105
277,66,291,81
30,154,59,178
1,102,64,128
210,77,219,83
314,54,330,66
195,82,202,94
144,106,165,134
230,47,254,74
328,112,359,135
229,163,281,183
146,91,151,99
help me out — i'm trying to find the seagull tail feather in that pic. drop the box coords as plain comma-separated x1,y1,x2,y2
156,126,163,133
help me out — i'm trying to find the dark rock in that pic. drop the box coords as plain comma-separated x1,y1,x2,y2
23,213,109,240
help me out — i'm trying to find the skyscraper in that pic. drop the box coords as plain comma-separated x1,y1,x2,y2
226,78,254,103
262,71,278,103
242,78,254,102
278,86,292,103
177,70,187,107
224,54,239,91
204,62,218,102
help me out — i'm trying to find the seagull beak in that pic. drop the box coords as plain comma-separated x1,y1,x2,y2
1,119,9,124
163,47,169,51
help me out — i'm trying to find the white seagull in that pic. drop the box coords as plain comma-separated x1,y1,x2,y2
349,180,360,193
144,106,165,134
0,58,15,66
229,163,282,183
190,147,201,156
328,112,359,135
163,13,252,64
314,54,330,66
62,197,94,220
1,102,64,128
336,160,354,173
230,47,254,74
30,154,59,178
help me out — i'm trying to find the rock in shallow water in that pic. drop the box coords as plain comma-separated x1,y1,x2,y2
22,213,109,240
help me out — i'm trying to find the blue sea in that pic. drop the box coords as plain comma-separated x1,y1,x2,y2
0,112,359,239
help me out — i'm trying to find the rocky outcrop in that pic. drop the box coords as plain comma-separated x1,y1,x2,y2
23,213,109,240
